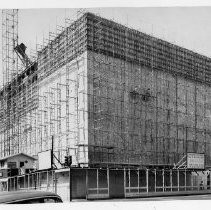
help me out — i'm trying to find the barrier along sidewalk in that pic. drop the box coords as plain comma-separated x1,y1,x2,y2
4,168,211,201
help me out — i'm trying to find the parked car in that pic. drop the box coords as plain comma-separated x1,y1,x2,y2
0,190,63,204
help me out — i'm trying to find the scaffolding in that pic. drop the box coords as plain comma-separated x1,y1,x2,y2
25,9,88,165
1,10,19,157
85,12,211,167
2,9,19,85
1,11,211,169
0,9,39,158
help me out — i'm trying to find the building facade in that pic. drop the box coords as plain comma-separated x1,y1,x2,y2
1,12,211,168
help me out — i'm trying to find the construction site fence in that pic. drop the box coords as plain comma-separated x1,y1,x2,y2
3,168,211,201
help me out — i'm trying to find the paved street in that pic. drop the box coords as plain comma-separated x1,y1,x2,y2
124,194,211,201
71,194,211,202
103,194,211,201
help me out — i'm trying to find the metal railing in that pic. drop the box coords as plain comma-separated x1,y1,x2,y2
2,168,210,200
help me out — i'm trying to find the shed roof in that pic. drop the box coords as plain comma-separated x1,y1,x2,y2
0,153,36,161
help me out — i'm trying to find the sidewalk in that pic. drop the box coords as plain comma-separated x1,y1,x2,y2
70,189,211,201
125,189,211,198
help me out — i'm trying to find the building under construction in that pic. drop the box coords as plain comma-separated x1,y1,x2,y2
1,10,211,170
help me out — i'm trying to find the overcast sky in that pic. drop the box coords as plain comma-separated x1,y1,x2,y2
1,7,211,86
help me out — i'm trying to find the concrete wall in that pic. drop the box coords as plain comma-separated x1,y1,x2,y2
37,52,88,166
8,52,89,166
87,50,211,166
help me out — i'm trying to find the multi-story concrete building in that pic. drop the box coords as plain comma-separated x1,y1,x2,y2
1,12,211,170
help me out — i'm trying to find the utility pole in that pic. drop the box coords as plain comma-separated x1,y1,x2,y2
69,164,72,201
65,155,72,201
51,135,54,169
51,135,57,193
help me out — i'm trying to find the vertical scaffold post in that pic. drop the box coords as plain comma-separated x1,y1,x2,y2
51,136,54,169
128,168,130,194
52,171,54,191
16,177,18,190
55,172,57,194
36,173,39,190
18,176,20,190
97,169,99,196
28,174,30,190
162,169,165,192
6,180,8,191
177,169,179,191
7,178,9,191
154,169,156,192
17,177,19,190
146,169,149,193
9,178,11,191
191,171,193,190
197,172,199,191
7,179,9,191
170,170,172,192
137,169,140,194
69,167,72,201
107,168,110,198
124,168,126,197
32,174,34,190
39,172,41,190
24,175,26,189
47,171,49,190
86,169,88,199
34,174,36,190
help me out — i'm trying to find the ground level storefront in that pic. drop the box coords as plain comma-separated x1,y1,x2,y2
1,168,210,201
